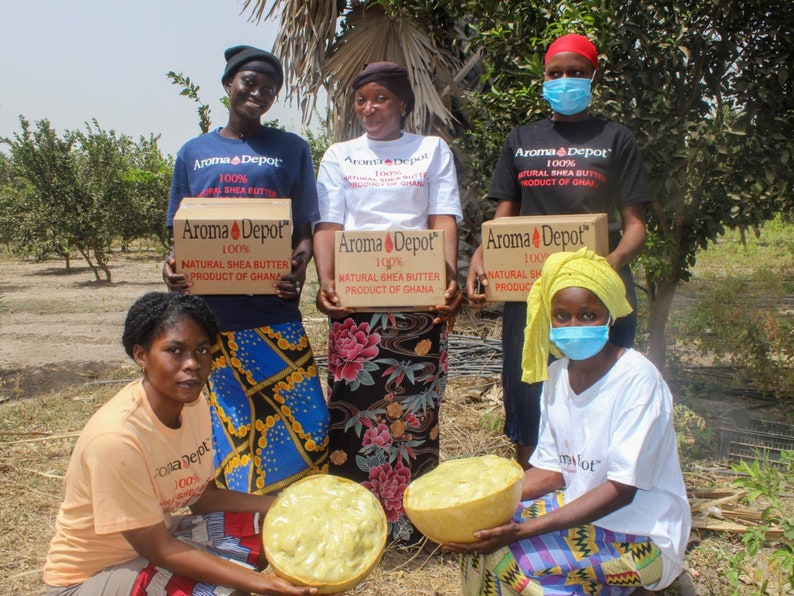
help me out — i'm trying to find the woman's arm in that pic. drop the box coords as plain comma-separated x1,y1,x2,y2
521,466,566,501
188,481,275,515
122,522,316,596
444,478,636,555
606,203,647,271
428,214,462,325
312,222,353,319
466,200,520,307
274,222,313,300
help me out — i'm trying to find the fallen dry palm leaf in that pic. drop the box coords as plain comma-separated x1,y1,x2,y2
688,487,785,539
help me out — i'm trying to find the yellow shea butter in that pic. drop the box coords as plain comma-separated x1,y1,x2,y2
262,474,387,594
403,454,524,544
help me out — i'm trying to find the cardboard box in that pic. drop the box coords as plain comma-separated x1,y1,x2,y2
172,197,292,295
482,213,608,302
334,230,447,310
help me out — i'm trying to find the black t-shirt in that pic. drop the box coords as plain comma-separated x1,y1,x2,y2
488,117,652,249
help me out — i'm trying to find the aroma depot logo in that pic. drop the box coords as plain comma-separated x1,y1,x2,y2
485,223,592,251
337,230,440,255
178,218,289,244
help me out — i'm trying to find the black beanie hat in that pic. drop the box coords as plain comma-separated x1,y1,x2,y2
221,45,284,91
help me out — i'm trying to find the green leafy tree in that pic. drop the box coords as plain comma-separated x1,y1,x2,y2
118,135,174,251
1,118,173,280
254,0,794,366
0,153,19,250
1,117,83,269
592,0,794,364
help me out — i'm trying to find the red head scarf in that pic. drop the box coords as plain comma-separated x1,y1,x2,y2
544,34,598,68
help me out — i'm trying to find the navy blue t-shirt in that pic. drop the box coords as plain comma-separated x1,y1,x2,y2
167,127,319,330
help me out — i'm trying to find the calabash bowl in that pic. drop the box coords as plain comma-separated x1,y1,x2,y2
403,454,524,544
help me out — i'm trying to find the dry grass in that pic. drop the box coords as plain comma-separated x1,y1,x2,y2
2,249,793,595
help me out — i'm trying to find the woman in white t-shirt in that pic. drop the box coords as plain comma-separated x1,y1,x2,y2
43,292,316,596
445,248,690,595
313,61,463,547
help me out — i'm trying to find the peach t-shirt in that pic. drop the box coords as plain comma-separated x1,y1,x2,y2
43,379,213,587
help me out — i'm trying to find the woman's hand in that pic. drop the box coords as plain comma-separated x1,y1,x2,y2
465,246,491,309
431,279,463,327
275,250,308,300
316,280,354,319
255,574,320,595
467,200,519,308
443,520,529,556
162,249,192,293
122,522,319,595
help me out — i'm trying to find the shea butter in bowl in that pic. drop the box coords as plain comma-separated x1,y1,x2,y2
403,454,524,544
262,474,387,594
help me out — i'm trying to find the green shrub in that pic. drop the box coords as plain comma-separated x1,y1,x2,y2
727,451,794,595
679,274,794,404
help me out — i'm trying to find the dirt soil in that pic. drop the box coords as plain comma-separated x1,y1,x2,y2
0,253,165,400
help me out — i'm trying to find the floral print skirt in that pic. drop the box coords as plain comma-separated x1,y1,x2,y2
326,312,449,545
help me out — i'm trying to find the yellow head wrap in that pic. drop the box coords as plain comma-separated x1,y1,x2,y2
520,247,633,384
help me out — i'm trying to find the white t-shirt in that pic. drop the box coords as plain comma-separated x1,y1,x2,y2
316,132,462,230
530,348,690,589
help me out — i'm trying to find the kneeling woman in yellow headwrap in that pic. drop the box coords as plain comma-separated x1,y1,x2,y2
446,248,691,595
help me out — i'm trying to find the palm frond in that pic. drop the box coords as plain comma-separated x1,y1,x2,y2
243,0,342,120
322,6,462,140
244,2,464,141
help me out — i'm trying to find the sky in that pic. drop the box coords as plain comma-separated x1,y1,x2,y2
0,0,313,157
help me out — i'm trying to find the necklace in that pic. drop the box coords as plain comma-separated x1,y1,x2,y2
225,123,260,140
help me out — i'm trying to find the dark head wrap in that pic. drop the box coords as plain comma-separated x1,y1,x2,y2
352,61,415,116
222,45,284,91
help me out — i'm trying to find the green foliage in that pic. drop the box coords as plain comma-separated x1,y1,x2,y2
480,409,505,435
673,403,712,461
1,118,86,269
450,0,794,366
167,71,213,134
679,272,794,402
0,117,173,279
727,452,794,594
304,122,331,173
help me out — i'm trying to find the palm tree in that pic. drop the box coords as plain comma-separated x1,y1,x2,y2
242,1,474,143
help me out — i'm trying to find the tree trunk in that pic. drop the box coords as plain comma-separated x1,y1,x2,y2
99,258,112,282
78,247,101,281
94,241,112,282
646,276,679,372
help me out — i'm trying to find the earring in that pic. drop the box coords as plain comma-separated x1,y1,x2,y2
400,109,406,117
140,365,146,375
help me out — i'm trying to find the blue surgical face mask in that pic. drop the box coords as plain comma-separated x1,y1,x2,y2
542,74,594,116
549,318,610,360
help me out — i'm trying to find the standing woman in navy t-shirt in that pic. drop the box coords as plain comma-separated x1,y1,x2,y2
466,34,652,470
162,45,329,495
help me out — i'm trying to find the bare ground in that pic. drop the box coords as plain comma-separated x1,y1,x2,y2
0,252,165,400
